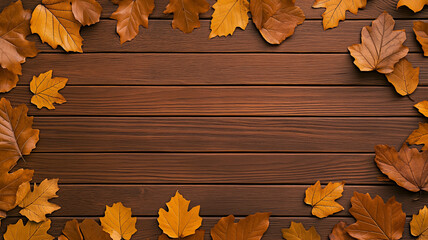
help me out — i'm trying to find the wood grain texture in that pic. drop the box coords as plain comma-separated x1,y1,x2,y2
19,53,428,86
28,20,421,53
0,217,413,240
4,0,427,19
17,153,384,184
30,117,422,153
5,86,428,116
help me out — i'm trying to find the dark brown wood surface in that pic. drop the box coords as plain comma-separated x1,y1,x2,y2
1,0,428,239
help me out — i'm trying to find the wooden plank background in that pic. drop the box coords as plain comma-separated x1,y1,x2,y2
1,0,428,239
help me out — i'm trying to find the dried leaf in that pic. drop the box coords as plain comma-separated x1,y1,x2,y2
385,58,419,96
348,12,408,74
329,222,355,240
164,0,210,33
159,230,205,240
59,219,113,240
407,123,428,151
0,98,39,165
71,0,102,26
100,202,137,240
312,0,367,30
3,219,54,240
282,222,321,240
250,0,305,44
58,220,83,240
346,192,406,240
158,191,202,238
411,206,428,240
31,0,83,52
18,178,61,222
209,0,249,38
304,181,344,218
397,0,427,13
0,67,19,93
0,0,38,77
415,101,428,117
110,0,155,43
211,212,270,240
30,70,68,110
414,21,428,57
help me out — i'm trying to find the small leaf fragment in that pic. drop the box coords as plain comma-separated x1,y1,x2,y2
414,21,428,57
30,70,68,110
304,181,344,218
397,0,427,13
282,222,320,240
71,0,102,26
3,219,54,240
411,206,428,240
211,212,270,240
407,123,428,151
312,0,367,30
59,219,112,240
415,101,428,117
329,222,355,240
160,230,205,240
100,202,137,240
385,58,419,96
164,0,210,33
209,0,249,38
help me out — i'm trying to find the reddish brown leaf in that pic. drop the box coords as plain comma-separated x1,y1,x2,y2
60,219,112,240
329,222,355,240
211,212,270,240
71,0,103,26
0,67,18,93
164,0,210,33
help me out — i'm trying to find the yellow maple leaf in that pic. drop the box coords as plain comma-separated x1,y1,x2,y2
386,58,419,96
313,0,367,30
100,202,137,240
30,70,68,110
397,0,428,13
304,181,344,218
209,0,249,38
407,123,428,151
415,101,428,118
282,222,321,240
31,0,83,52
411,206,428,240
18,178,61,223
158,191,202,238
3,219,54,240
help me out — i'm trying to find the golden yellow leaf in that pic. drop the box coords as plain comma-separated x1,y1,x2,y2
415,101,428,118
3,219,54,240
282,222,321,240
71,0,102,26
31,0,83,52
397,0,427,13
18,178,61,223
209,0,249,38
164,0,210,33
348,12,408,74
30,70,68,110
385,58,419,96
100,202,137,240
414,21,428,57
304,181,344,218
158,191,202,238
407,123,428,151
211,212,270,240
411,206,428,240
312,0,367,30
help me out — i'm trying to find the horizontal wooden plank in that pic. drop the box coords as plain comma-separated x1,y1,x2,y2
29,117,422,153
5,0,427,20
3,185,424,217
19,53,428,85
0,217,413,240
18,153,385,184
27,19,421,53
4,86,427,116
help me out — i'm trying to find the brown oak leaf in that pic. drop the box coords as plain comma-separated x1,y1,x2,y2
330,222,355,240
164,0,210,33
71,0,102,26
59,219,113,240
211,212,270,240
385,58,419,96
407,123,428,151
414,21,428,57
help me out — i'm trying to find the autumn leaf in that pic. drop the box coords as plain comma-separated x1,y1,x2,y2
3,219,54,240
0,68,19,94
211,212,270,240
31,0,83,52
346,192,406,240
100,202,137,240
164,0,210,33
304,181,344,218
250,0,305,44
18,178,61,223
30,70,68,110
111,0,155,43
282,222,320,240
312,0,367,30
407,123,428,151
59,219,113,240
158,191,202,238
385,58,419,96
330,222,355,240
348,12,408,74
415,101,428,117
71,0,102,26
0,98,39,165
411,206,428,240
160,230,205,240
209,0,249,38
414,21,428,57
397,0,427,13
